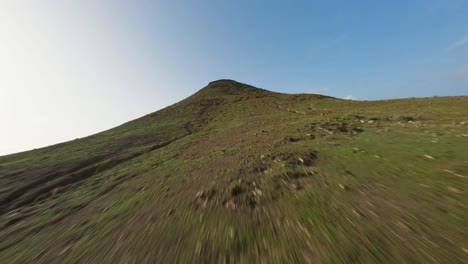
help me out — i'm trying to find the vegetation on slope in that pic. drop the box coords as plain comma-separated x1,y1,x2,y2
0,80,467,263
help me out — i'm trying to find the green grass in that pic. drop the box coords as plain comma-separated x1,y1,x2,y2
0,80,467,263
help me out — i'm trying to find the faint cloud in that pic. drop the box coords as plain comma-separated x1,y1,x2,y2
448,36,468,50
344,95,359,100
450,69,468,81
307,87,330,95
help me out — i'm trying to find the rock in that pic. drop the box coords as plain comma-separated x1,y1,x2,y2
253,188,263,196
339,184,346,190
195,191,204,199
352,209,360,217
229,227,235,239
444,169,466,178
59,245,73,256
225,200,236,209
447,187,462,194
424,155,435,160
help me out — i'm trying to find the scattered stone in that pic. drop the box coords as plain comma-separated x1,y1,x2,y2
195,191,204,199
225,200,236,209
448,187,462,194
444,169,466,178
59,245,73,256
424,155,435,160
463,247,468,254
5,211,19,218
229,227,235,239
352,209,360,217
369,210,378,217
360,120,365,123
252,188,263,196
368,120,374,124
375,155,381,158
339,184,346,190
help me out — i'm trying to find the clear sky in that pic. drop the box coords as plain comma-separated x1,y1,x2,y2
1,1,468,155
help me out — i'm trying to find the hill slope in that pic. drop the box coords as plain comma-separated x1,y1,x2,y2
1,80,467,263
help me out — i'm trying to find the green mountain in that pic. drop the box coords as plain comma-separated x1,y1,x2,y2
1,80,467,263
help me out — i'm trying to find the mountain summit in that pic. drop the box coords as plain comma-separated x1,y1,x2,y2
190,79,274,99
0,81,467,263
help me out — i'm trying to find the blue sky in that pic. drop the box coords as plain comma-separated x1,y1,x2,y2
112,0,468,99
1,0,468,155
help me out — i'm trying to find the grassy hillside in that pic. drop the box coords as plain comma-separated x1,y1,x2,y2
0,80,467,263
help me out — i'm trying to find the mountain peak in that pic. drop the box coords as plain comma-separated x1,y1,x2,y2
195,79,272,98
206,79,243,87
